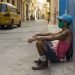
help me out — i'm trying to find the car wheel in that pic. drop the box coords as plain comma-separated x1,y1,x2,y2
1,25,4,28
8,20,13,29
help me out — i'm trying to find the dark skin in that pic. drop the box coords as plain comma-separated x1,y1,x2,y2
28,21,72,56
28,23,72,43
28,20,73,70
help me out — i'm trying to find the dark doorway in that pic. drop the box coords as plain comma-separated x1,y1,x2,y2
7,0,10,3
26,4,29,20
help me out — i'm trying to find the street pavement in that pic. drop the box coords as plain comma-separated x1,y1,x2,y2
0,20,50,75
0,20,75,75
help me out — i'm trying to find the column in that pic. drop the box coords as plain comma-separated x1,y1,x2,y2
15,0,17,7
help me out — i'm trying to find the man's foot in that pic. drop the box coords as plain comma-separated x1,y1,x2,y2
34,59,43,65
32,61,48,70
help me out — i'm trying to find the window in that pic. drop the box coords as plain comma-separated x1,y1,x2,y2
14,8,18,13
10,7,17,13
0,4,7,12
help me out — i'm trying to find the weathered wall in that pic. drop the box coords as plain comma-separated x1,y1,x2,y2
67,0,75,61
59,0,75,61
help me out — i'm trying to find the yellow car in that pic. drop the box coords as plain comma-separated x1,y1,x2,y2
0,2,21,28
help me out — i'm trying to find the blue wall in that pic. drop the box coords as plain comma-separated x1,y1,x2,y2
59,0,67,15
67,0,75,59
59,0,75,60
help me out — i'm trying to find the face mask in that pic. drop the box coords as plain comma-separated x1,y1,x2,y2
58,21,64,28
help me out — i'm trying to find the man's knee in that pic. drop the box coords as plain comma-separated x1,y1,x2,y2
36,41,44,46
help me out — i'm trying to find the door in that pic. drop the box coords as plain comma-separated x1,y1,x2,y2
26,4,29,20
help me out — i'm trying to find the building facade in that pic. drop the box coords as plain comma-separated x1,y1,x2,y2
0,0,39,21
26,0,37,20
49,0,59,24
43,2,50,20
36,0,50,20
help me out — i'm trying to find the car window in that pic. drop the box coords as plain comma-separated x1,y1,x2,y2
10,7,14,12
16,9,19,14
14,8,17,13
0,4,7,12
10,7,17,13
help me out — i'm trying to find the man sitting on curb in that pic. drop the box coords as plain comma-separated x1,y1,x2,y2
28,14,73,70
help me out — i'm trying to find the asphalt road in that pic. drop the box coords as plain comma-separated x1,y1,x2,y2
0,20,74,75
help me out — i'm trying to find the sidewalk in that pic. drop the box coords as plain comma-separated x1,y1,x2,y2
48,23,75,75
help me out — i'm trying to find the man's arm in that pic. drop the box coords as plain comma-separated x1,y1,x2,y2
28,30,68,43
35,31,62,36
35,33,52,36
35,30,68,41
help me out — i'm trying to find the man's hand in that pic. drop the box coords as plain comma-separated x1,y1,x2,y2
28,38,36,43
32,34,37,38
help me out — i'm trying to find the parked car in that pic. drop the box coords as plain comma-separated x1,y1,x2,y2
0,2,21,28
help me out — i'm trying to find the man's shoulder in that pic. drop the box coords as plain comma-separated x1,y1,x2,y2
63,29,71,33
58,29,71,37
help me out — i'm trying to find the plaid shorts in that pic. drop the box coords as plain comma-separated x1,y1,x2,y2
43,41,59,63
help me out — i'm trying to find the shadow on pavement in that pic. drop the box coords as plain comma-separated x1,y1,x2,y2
0,26,20,30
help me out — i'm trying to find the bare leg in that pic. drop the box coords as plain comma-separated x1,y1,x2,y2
36,40,45,56
32,41,48,70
